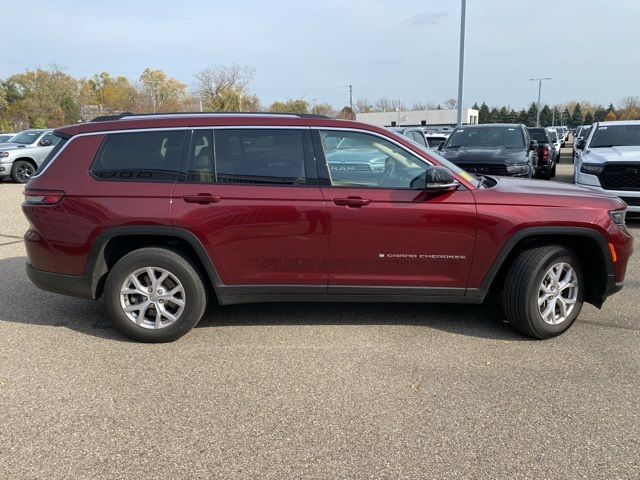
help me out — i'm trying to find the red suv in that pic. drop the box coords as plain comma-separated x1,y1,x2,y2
22,113,633,342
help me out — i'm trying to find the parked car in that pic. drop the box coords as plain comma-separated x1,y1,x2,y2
23,112,632,342
573,124,592,159
425,133,448,149
388,127,430,148
0,133,16,143
546,128,562,162
527,127,557,179
574,120,640,213
550,126,568,146
438,124,536,177
0,129,58,182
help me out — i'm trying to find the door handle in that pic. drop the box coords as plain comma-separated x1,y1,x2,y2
183,194,222,204
333,196,371,208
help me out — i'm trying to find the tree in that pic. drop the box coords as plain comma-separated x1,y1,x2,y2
539,105,552,127
570,103,583,128
498,106,509,123
443,98,457,109
526,102,538,127
268,99,309,114
312,102,335,117
604,111,617,121
562,107,571,126
411,101,436,111
593,107,606,122
583,111,594,125
374,97,402,112
605,103,616,115
139,68,188,113
517,109,527,124
478,102,490,123
336,106,355,120
194,64,255,112
472,102,479,110
488,107,500,123
354,98,374,113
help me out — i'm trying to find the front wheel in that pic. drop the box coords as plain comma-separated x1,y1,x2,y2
502,246,584,339
104,247,207,342
11,160,36,183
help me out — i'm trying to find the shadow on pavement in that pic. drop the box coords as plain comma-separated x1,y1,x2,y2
0,256,529,342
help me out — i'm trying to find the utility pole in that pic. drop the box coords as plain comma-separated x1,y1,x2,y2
551,108,555,126
529,77,551,126
456,0,467,127
312,97,318,115
349,85,353,110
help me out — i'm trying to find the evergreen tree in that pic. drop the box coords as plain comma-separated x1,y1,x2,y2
570,103,583,127
606,103,616,115
478,102,490,123
526,102,538,126
518,109,527,124
472,102,479,110
508,109,518,123
540,105,552,126
488,107,500,123
551,107,560,125
498,106,509,123
562,107,571,126
584,111,594,125
593,107,606,122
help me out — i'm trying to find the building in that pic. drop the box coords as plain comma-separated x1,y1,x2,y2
356,108,479,128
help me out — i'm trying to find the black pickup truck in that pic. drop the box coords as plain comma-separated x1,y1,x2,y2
527,127,557,179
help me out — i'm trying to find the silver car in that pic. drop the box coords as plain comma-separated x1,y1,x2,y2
0,133,16,143
0,129,59,183
574,120,640,213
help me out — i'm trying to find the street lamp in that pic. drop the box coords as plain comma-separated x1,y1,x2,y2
530,77,552,127
456,0,467,127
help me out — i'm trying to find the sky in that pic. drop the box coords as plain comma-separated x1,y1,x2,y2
2,0,639,110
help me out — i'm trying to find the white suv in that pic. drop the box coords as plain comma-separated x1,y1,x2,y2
574,120,640,212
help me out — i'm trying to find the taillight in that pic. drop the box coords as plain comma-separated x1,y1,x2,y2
542,146,549,161
23,189,66,205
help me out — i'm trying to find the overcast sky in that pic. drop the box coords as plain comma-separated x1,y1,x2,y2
2,0,639,109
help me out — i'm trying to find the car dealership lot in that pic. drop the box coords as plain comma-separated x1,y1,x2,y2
1,156,639,479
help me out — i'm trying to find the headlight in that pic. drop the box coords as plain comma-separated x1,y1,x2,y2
610,209,627,226
580,163,604,175
506,164,529,174
0,151,10,158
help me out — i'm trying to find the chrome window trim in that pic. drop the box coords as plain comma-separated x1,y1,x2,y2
33,125,434,179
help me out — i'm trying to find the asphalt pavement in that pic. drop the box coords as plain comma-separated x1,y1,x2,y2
0,150,638,479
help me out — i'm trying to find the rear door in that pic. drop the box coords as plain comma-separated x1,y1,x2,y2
314,128,477,294
172,127,328,287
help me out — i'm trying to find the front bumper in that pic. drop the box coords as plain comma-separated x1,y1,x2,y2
579,182,640,213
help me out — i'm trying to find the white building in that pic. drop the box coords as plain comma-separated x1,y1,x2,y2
356,108,478,128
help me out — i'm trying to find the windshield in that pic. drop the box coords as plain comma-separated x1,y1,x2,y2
407,139,481,188
528,129,548,142
589,124,640,148
445,126,525,148
8,130,42,145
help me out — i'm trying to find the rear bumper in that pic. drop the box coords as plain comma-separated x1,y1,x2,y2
26,263,95,299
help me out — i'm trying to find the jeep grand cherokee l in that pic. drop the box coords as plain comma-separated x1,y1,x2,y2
438,124,536,177
23,113,633,342
574,121,640,212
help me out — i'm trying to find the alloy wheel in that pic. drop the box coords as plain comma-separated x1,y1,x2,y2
537,262,578,325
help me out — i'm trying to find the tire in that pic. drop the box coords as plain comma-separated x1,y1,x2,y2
104,247,207,342
502,246,584,339
11,160,36,183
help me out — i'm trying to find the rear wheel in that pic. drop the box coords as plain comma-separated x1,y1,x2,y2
502,246,583,339
104,247,207,342
11,160,36,183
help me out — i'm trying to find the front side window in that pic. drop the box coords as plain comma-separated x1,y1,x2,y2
92,130,186,182
214,129,307,185
589,124,640,148
445,126,525,149
320,130,431,189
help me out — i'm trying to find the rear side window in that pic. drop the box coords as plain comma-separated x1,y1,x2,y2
36,133,68,174
214,129,307,185
92,130,186,182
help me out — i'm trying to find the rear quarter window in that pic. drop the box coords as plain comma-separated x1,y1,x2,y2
91,130,186,182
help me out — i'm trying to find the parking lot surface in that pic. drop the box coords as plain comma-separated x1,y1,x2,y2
1,154,638,479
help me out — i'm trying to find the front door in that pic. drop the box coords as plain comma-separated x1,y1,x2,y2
315,129,477,294
172,128,328,288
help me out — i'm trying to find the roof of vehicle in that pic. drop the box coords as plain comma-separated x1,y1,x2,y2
54,112,386,138
593,120,640,126
455,123,523,128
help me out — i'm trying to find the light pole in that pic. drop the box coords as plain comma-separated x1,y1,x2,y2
530,77,551,126
456,0,466,127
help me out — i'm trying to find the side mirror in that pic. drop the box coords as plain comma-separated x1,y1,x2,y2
575,138,585,150
39,139,53,147
411,166,459,192
437,143,443,151
529,140,539,151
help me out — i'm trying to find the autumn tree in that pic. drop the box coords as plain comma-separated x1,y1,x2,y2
194,64,256,112
354,98,374,113
139,68,188,113
268,99,309,114
443,98,457,109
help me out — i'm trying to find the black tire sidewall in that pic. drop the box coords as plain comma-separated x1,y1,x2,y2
526,250,584,338
105,249,206,342
11,160,35,183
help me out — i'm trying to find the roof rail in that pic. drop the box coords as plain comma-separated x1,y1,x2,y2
90,112,331,122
